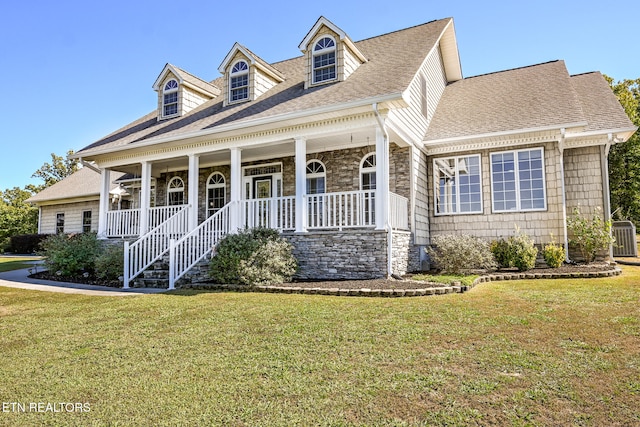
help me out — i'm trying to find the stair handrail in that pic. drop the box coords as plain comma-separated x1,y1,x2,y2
168,203,231,289
123,204,190,288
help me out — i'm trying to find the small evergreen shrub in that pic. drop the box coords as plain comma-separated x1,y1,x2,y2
567,207,615,263
39,232,101,277
95,244,124,281
209,228,297,286
543,236,565,268
8,234,50,254
426,234,496,275
491,228,538,271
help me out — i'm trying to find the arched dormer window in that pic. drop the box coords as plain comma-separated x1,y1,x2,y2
163,79,179,117
206,172,226,217
306,160,326,194
312,37,336,84
230,60,249,102
167,177,185,206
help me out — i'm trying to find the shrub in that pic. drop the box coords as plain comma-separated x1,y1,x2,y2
567,207,615,263
9,234,50,254
543,236,565,268
491,228,538,271
39,233,101,277
209,228,297,286
426,234,496,275
95,244,124,281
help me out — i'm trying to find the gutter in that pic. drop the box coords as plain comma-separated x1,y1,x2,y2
69,92,406,160
373,102,393,278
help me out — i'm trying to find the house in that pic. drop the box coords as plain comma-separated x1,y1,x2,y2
34,16,636,288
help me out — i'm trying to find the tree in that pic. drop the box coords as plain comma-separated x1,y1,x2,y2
606,76,640,224
0,187,38,247
31,150,80,188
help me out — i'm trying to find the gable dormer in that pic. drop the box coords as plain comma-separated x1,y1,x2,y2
218,43,285,107
152,64,220,121
298,16,367,89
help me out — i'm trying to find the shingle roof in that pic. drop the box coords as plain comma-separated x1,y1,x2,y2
425,61,587,141
569,71,634,132
170,64,221,97
26,167,125,204
76,18,453,156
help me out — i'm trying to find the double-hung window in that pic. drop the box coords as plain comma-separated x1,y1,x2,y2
491,148,546,212
163,79,179,117
312,37,336,84
230,61,249,102
434,155,482,215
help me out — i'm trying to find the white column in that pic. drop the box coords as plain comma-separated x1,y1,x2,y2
295,137,307,232
229,147,242,232
139,161,151,235
188,154,200,230
97,168,111,238
375,127,389,230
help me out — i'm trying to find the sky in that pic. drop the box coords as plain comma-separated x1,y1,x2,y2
1,0,637,190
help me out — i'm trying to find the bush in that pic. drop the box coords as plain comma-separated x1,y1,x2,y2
8,234,50,254
95,244,124,281
491,228,538,271
209,228,297,286
567,207,615,263
39,233,101,277
543,236,565,268
426,234,496,275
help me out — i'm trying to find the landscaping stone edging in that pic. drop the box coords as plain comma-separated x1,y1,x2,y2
183,267,622,297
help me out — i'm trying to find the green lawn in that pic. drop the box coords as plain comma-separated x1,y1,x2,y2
0,266,638,426
0,256,41,273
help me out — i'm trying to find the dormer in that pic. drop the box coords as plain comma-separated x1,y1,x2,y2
152,64,221,121
298,16,367,89
218,43,285,107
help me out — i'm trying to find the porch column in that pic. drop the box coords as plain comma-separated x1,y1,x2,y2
139,161,152,235
229,147,242,232
97,168,111,238
295,137,307,232
188,154,200,230
375,127,390,230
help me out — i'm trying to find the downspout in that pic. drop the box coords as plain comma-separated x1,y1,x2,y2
372,103,393,277
603,134,614,260
559,129,571,263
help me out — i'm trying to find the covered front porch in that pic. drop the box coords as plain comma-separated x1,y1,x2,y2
95,112,413,288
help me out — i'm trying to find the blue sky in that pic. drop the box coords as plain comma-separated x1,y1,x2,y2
1,0,637,190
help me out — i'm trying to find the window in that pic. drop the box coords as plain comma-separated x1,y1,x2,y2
82,210,92,233
312,36,336,84
306,160,326,194
56,213,65,234
434,155,482,215
491,148,546,212
167,177,185,206
206,172,226,217
360,153,376,224
163,79,179,117
230,60,249,102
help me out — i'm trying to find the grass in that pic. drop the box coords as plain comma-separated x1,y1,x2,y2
0,266,639,426
0,256,41,273
411,273,479,287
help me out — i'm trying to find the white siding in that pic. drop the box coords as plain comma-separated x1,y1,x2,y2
343,45,361,80
182,87,208,114
254,69,278,99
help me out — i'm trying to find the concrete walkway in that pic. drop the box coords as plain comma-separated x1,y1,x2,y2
0,263,167,296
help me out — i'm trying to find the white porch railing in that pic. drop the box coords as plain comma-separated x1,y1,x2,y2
169,203,231,289
123,204,190,288
148,205,188,229
105,209,140,238
305,190,376,229
390,192,409,230
240,196,296,230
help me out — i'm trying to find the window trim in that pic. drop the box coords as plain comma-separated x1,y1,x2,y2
206,172,226,217
433,154,483,216
167,176,185,206
359,153,376,191
82,210,92,233
312,36,337,85
229,60,249,103
56,212,65,234
490,147,547,213
306,160,326,194
162,79,179,118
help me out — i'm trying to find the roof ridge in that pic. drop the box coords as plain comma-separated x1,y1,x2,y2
464,60,562,80
570,71,600,77
353,17,450,44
